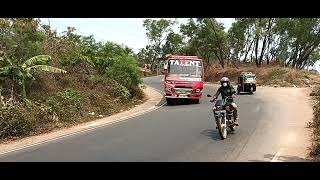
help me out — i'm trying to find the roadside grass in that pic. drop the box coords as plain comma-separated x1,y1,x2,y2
310,86,320,161
205,63,318,87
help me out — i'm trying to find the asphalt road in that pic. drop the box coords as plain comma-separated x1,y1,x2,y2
0,76,310,161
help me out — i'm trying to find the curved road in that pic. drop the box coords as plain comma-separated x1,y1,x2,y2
0,76,312,161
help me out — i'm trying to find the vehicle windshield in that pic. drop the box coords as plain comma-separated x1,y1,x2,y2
167,59,202,78
244,75,256,81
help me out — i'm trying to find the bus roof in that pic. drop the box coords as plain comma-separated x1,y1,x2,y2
166,55,202,61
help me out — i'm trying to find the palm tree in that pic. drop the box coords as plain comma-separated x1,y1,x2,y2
0,55,66,99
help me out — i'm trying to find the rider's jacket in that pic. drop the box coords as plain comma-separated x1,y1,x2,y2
214,85,236,99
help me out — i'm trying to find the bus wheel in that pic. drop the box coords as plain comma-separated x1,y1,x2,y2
166,98,175,105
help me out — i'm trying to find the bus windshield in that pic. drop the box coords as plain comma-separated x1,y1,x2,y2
167,59,202,78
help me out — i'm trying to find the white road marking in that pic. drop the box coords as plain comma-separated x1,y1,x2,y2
271,148,284,162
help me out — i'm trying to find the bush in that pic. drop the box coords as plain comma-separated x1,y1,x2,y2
0,104,35,139
0,101,54,139
57,89,82,105
268,68,287,80
311,86,320,160
110,80,131,101
105,56,142,90
46,89,83,122
130,86,145,100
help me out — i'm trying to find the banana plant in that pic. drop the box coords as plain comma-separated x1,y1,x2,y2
0,55,66,99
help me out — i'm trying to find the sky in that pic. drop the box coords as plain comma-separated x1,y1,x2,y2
40,18,235,53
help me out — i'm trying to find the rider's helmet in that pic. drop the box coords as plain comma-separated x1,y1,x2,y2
220,77,230,87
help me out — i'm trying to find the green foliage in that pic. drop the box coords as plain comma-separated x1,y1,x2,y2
46,89,83,122
162,32,184,55
0,55,66,99
110,80,131,101
92,42,134,73
0,101,54,139
105,55,142,90
139,19,177,71
0,18,146,141
57,89,82,105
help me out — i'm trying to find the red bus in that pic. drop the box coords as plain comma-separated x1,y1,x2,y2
163,55,204,105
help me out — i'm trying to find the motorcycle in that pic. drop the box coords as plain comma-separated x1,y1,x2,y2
207,94,237,140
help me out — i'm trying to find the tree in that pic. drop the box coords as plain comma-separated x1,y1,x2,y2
105,55,141,91
179,18,229,68
0,55,66,99
274,18,320,69
161,32,184,55
228,20,247,62
0,18,46,64
142,19,177,71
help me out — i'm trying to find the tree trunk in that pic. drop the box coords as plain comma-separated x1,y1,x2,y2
259,18,272,66
243,39,254,62
296,44,318,68
250,44,255,63
255,37,259,67
289,44,299,68
255,19,261,67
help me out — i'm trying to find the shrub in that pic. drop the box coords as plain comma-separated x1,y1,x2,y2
105,56,142,90
0,101,54,139
311,86,320,160
46,89,83,122
130,86,145,100
110,80,131,101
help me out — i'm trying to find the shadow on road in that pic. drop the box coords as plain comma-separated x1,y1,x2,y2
164,99,201,106
201,129,221,140
249,154,310,162
237,92,254,96
201,129,235,141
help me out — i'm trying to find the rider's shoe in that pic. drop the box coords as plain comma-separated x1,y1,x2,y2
234,117,239,126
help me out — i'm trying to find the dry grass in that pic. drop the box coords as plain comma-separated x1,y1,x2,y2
309,86,320,161
205,63,318,87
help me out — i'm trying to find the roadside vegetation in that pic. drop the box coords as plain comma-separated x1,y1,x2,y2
0,18,144,142
310,86,320,161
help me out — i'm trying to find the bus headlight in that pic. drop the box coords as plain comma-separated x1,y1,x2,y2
195,89,201,93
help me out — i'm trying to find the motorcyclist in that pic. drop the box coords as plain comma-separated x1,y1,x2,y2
211,77,239,126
